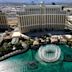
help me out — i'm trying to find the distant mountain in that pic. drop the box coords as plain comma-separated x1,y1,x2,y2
0,0,72,3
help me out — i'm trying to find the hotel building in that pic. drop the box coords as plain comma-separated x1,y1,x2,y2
17,4,66,33
0,11,8,30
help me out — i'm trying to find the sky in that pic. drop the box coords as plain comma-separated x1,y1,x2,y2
0,0,72,3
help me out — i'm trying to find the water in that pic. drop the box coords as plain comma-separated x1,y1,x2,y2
0,44,72,72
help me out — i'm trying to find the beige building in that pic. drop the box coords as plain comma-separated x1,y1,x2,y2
17,4,66,33
7,18,18,27
0,11,8,29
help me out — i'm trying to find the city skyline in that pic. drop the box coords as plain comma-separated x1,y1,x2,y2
0,0,72,3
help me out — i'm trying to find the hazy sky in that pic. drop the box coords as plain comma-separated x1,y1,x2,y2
0,0,72,3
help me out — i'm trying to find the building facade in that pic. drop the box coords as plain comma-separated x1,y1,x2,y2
17,4,66,33
0,11,8,30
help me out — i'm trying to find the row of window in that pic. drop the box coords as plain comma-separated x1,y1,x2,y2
24,8,60,12
18,7,63,15
0,16,7,24
19,15,65,26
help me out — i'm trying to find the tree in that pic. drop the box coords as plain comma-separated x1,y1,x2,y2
67,10,70,12
3,42,8,49
62,6,64,10
52,2,56,5
15,42,22,50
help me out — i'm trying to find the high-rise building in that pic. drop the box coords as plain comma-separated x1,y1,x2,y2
0,11,8,30
17,4,66,33
2,6,18,28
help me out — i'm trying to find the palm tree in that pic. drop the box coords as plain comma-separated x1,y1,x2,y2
62,6,64,10
49,37,51,44
52,2,56,5
67,9,70,12
3,42,8,49
66,39,69,45
15,41,22,50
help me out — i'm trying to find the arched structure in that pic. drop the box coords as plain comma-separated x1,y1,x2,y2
38,44,61,62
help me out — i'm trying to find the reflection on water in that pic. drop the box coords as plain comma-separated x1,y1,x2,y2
0,50,32,72
0,45,72,72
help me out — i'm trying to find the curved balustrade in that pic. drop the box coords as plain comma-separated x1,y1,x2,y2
38,44,61,62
